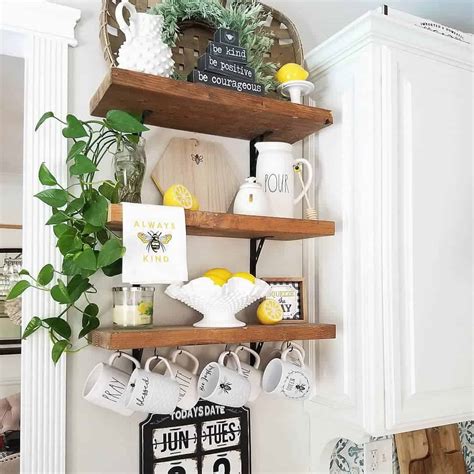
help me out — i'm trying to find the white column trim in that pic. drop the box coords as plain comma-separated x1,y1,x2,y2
0,2,80,473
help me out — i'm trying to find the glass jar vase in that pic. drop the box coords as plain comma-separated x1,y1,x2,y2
113,137,146,203
112,286,154,328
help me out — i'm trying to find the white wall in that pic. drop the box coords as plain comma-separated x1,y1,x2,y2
60,2,309,473
47,1,474,473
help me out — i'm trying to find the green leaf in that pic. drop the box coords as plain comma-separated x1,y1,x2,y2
83,195,108,227
74,245,97,271
96,229,109,245
98,180,117,201
57,234,82,256
22,317,42,339
64,196,85,214
35,189,68,208
6,280,30,300
38,163,58,186
43,317,71,339
105,110,148,133
46,211,69,225
35,111,54,131
67,275,91,303
79,316,100,339
62,114,87,139
37,264,54,286
97,239,125,268
51,339,69,363
102,258,122,277
70,154,97,176
82,223,102,235
83,303,99,320
61,255,80,276
53,223,74,238
19,269,30,276
67,141,87,162
51,280,71,304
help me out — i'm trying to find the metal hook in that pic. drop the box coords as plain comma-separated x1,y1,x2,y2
176,346,183,355
116,350,123,358
153,348,158,357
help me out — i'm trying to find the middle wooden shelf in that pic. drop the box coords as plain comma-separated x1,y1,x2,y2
107,204,335,241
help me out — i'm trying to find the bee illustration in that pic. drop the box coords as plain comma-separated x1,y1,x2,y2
295,383,306,393
137,231,172,253
191,153,204,165
219,380,232,395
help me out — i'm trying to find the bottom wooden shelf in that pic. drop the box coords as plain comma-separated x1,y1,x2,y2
89,323,336,350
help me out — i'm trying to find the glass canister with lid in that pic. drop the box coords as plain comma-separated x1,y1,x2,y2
112,286,154,328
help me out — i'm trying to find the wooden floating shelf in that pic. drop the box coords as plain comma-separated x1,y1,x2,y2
90,68,333,143
108,204,335,241
89,323,336,350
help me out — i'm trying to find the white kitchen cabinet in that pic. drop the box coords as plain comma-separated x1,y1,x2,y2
303,8,473,465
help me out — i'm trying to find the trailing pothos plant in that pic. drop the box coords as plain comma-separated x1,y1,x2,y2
6,110,148,363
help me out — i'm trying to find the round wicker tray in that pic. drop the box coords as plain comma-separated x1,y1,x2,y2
100,0,303,87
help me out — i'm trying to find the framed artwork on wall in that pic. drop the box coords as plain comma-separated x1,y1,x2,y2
262,277,306,323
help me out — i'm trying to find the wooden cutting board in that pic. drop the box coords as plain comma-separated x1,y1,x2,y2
151,137,239,213
395,424,466,474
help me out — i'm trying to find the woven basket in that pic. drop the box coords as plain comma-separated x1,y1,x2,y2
100,0,303,85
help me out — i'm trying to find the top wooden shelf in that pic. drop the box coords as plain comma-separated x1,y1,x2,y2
90,68,333,143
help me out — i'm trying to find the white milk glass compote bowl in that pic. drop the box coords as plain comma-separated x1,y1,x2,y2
166,276,271,327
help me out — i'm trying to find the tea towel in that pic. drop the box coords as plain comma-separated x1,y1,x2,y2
122,203,188,284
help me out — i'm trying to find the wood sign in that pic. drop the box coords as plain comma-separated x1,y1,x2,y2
207,42,248,63
262,278,306,322
198,54,255,82
140,400,251,474
188,70,264,96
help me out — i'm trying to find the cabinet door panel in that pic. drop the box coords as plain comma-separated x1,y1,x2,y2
382,47,473,430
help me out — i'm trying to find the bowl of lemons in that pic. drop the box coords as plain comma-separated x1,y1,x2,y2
165,268,271,327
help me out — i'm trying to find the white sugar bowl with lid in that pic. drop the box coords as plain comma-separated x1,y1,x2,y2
233,177,269,216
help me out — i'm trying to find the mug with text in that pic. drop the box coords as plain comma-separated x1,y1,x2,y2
124,355,180,414
83,351,139,416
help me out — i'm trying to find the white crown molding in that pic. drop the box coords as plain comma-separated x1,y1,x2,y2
0,0,80,46
306,10,473,77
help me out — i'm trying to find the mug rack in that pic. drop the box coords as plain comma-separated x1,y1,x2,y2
88,68,337,359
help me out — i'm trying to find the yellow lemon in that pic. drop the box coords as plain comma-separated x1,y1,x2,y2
275,63,309,83
204,268,232,282
190,194,200,211
163,184,193,209
257,299,283,325
138,302,153,316
205,275,227,286
232,272,256,284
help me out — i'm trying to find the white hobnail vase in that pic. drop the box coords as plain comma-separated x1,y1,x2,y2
115,1,174,77
165,277,271,328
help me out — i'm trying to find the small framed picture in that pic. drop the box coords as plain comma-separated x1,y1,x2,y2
262,278,306,323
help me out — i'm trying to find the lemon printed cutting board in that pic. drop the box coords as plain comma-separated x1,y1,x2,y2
152,138,239,213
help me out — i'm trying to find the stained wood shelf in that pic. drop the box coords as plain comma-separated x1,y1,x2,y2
89,323,336,350
108,204,335,241
90,68,333,143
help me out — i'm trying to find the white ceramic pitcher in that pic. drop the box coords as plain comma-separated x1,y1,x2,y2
255,142,313,218
116,1,174,77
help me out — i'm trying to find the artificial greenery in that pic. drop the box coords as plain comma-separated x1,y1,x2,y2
6,110,148,363
149,0,278,91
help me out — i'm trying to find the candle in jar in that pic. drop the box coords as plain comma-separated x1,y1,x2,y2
112,286,154,328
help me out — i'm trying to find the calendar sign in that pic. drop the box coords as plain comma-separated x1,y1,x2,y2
140,400,250,474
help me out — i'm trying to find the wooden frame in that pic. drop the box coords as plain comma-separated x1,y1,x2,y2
261,277,306,323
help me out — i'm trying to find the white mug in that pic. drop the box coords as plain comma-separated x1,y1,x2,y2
262,346,313,401
198,351,251,407
83,351,139,416
124,356,180,414
227,345,262,402
159,349,200,410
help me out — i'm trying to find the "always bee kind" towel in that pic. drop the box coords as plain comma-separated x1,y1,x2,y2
122,203,188,284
